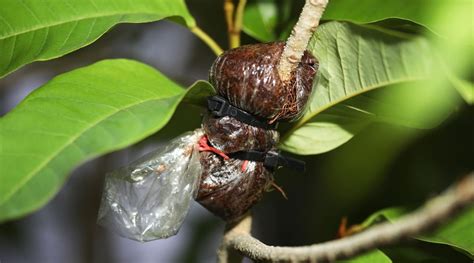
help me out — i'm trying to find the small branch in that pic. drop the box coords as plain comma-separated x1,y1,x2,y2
219,174,474,262
277,0,329,82
230,0,247,48
218,213,252,263
190,26,224,56
224,0,235,48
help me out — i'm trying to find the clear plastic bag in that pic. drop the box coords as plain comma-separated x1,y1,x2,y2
97,130,203,242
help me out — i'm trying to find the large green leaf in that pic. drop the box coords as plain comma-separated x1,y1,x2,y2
322,0,443,34
0,59,214,222
362,206,474,256
242,0,451,43
279,22,437,155
0,0,196,78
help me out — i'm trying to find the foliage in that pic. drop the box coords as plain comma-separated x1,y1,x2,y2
0,0,196,77
0,0,471,262
0,59,213,221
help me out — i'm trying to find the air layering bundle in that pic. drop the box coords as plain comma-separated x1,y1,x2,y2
98,42,318,241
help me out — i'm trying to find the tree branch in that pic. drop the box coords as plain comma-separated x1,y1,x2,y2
218,213,252,263
277,0,329,82
218,174,474,262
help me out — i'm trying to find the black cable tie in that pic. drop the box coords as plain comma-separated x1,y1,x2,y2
207,96,277,130
229,150,305,172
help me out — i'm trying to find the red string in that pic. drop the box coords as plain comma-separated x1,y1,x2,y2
241,160,249,172
198,135,230,160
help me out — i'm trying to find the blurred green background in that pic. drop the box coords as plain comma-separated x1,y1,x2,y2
0,0,472,262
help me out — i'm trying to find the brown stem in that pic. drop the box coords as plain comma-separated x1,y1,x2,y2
219,174,474,262
277,0,329,82
217,213,252,263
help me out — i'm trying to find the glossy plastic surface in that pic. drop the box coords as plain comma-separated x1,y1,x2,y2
97,130,203,242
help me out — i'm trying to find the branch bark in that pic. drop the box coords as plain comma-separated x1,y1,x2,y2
277,0,329,82
218,174,474,262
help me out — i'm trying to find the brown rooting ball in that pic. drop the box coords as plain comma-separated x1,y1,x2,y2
202,113,279,153
196,151,274,222
209,42,318,122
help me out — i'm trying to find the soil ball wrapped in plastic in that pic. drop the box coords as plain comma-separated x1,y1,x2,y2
201,113,279,153
97,41,317,241
209,42,318,122
196,151,274,222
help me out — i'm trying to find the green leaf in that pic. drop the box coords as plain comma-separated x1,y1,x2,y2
449,76,473,105
363,206,474,256
278,102,373,155
360,207,408,228
242,0,295,42
280,22,436,155
0,59,214,222
242,0,279,42
420,207,474,256
242,0,453,42
322,0,442,34
338,249,392,263
0,0,196,78
428,1,473,105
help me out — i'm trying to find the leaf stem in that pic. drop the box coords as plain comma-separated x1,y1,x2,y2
190,26,224,56
230,0,247,48
224,0,235,48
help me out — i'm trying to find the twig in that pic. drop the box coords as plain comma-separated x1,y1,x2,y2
277,0,329,82
224,0,247,49
218,174,474,262
190,26,224,56
231,0,247,48
218,213,252,263
224,0,235,48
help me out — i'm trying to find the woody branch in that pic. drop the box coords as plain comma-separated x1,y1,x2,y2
218,174,474,262
277,0,329,82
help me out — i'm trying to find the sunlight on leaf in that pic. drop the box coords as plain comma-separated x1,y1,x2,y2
280,22,439,155
322,0,440,34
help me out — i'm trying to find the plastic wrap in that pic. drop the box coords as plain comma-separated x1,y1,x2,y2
202,112,279,153
209,42,318,122
98,42,316,239
196,151,274,222
97,130,203,242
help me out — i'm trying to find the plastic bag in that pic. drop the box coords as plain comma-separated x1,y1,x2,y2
98,42,317,240
197,151,274,222
97,130,203,242
202,112,279,153
209,42,318,122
